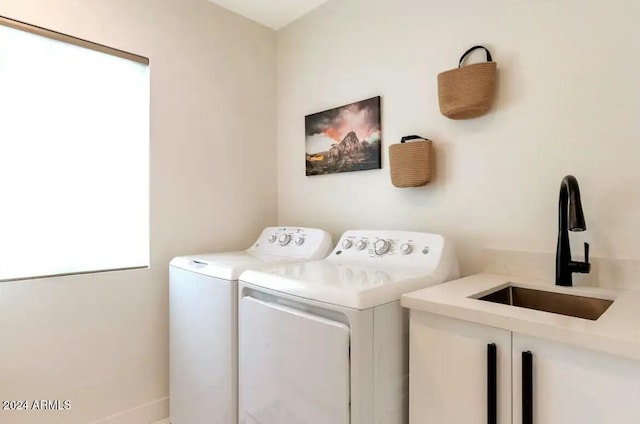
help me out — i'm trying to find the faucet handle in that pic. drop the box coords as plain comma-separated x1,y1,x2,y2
568,242,592,275
584,242,590,264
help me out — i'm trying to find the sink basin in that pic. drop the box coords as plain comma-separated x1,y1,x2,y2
478,285,613,320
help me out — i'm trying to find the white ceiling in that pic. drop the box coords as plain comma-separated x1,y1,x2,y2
208,0,330,30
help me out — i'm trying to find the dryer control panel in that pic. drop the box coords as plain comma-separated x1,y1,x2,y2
249,227,333,260
329,230,455,273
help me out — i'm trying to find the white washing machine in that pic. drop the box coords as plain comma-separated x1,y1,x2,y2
237,230,459,424
169,227,333,424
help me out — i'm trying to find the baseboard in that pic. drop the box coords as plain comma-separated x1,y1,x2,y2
89,397,169,424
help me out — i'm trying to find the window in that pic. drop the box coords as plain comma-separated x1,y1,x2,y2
0,16,150,281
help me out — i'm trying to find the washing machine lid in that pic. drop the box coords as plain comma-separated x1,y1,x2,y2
239,229,459,310
169,227,334,280
170,251,302,281
241,259,447,309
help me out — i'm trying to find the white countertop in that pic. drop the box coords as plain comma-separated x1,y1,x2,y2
401,273,640,362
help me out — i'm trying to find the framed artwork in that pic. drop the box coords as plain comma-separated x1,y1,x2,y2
305,96,381,176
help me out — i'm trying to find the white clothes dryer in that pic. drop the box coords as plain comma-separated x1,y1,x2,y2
237,230,459,424
169,227,332,424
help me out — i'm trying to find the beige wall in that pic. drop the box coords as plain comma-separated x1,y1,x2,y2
0,0,276,423
3,0,640,421
277,0,640,274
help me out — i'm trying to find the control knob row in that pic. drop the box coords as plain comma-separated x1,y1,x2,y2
268,233,304,246
340,238,412,255
342,239,368,250
374,240,412,255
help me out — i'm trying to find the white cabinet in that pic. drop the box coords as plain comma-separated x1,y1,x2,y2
513,333,640,424
409,311,511,424
410,311,640,424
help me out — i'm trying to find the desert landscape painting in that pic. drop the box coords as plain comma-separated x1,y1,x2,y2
305,96,381,176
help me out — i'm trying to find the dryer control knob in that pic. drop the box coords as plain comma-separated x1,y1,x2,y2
294,235,305,246
374,239,391,255
278,234,291,246
268,234,277,243
355,240,367,250
400,243,413,255
341,239,353,249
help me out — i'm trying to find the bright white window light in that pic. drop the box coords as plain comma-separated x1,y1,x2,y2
0,20,149,281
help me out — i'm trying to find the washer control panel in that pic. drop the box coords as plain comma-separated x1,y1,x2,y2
329,230,447,267
250,227,333,259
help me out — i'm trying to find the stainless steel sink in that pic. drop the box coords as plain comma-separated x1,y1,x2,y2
478,285,613,320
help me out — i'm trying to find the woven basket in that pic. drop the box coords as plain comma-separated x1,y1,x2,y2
389,136,434,188
438,45,497,120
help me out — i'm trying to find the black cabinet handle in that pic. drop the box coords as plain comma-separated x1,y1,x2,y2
522,351,533,424
487,343,497,424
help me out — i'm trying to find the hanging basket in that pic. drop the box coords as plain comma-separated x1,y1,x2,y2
437,45,497,120
389,135,434,188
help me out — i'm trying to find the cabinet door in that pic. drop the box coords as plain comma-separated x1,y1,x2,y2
513,334,640,424
409,312,511,424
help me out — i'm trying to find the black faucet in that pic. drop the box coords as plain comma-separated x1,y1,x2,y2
556,175,591,286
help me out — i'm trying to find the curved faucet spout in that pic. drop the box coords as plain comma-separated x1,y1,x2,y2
556,175,590,286
559,175,586,232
